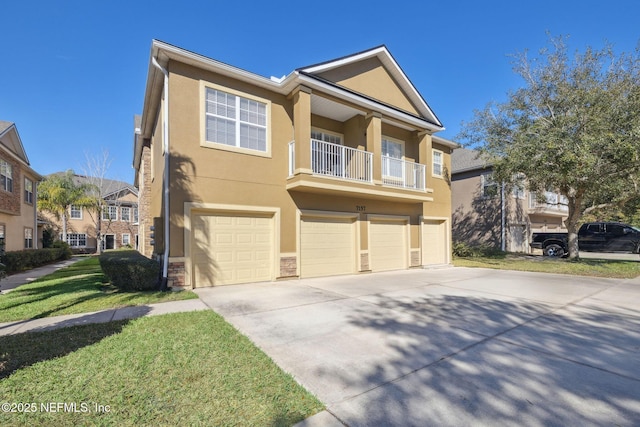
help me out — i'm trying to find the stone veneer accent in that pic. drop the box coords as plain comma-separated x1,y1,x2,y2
279,256,297,278
138,144,153,258
360,252,370,271
411,250,421,267
167,260,186,289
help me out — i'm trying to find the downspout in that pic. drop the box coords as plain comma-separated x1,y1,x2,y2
501,183,506,252
152,56,170,291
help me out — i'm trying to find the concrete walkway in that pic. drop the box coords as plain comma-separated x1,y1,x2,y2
0,257,209,335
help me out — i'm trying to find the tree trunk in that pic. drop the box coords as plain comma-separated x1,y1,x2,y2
564,192,584,259
96,217,102,255
62,212,68,243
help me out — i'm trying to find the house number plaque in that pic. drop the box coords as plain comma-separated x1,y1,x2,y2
356,205,366,212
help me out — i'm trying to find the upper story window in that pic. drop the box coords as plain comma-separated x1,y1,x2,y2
482,172,499,198
1,159,13,192
70,205,83,219
121,206,131,222
512,173,526,199
382,137,404,179
24,178,34,204
133,207,139,223
311,129,342,145
102,205,118,221
432,149,443,178
205,87,268,153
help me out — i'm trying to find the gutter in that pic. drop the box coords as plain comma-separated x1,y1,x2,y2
151,56,170,291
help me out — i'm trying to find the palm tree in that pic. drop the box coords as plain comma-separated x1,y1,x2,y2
38,170,93,243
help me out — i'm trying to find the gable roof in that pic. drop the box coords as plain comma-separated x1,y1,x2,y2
0,120,31,165
138,40,445,144
47,172,138,199
297,45,442,127
451,147,493,174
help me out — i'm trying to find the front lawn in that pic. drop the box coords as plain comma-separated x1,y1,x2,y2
453,254,640,278
0,257,197,323
0,311,324,426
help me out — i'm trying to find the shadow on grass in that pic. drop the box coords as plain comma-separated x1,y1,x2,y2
0,319,131,379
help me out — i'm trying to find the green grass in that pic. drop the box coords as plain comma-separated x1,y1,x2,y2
0,258,197,323
453,254,640,278
0,311,324,426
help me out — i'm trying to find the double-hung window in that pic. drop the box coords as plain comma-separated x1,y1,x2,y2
102,205,118,221
24,178,34,204
482,172,499,198
1,159,13,192
432,149,443,178
205,87,268,153
121,206,131,222
382,138,404,179
70,205,83,219
66,233,87,247
24,228,33,249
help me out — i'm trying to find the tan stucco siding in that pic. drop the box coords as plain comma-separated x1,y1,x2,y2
316,57,419,115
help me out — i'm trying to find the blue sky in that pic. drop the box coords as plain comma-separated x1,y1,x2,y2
1,1,638,183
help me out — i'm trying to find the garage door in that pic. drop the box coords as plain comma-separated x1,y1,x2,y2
300,216,355,278
422,219,448,265
192,213,273,286
370,219,407,272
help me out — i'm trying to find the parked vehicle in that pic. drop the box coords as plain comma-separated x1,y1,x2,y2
530,222,640,257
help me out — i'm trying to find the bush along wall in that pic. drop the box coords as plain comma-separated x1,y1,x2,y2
99,250,160,291
1,243,72,274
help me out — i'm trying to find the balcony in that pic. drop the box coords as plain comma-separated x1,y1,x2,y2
382,155,426,191
287,139,432,203
528,192,568,215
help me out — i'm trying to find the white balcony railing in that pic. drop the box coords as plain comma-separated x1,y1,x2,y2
382,155,426,190
529,191,569,212
311,139,373,183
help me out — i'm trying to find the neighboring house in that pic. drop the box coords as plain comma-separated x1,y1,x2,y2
133,40,457,289
0,121,43,251
42,174,139,252
451,147,568,253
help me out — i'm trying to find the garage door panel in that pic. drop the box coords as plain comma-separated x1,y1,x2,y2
192,213,274,287
300,217,355,278
370,220,407,272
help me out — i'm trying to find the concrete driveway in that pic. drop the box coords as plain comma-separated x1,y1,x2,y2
195,267,640,426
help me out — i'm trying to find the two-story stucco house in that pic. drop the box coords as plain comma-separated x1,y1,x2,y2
0,121,43,252
41,173,139,253
451,147,568,252
133,40,457,289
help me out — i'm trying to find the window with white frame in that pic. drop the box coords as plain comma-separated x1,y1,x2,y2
102,205,118,221
121,206,131,222
205,87,268,152
482,172,499,198
24,228,33,249
382,138,404,179
122,233,131,246
133,207,139,223
512,174,526,199
66,233,87,247
311,129,342,145
432,149,443,177
70,205,83,219
24,178,34,204
1,159,13,192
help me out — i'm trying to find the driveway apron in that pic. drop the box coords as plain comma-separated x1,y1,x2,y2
195,267,640,426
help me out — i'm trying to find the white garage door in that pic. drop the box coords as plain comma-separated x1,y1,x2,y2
422,219,448,265
370,220,407,272
300,216,355,278
192,213,273,287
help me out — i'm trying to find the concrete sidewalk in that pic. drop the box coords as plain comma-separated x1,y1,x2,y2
0,256,209,335
0,299,209,336
0,257,84,293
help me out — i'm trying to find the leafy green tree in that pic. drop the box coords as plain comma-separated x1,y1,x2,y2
459,35,640,258
37,170,93,243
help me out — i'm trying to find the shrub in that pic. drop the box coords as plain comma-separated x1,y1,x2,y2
99,250,160,291
1,246,72,274
453,241,506,258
